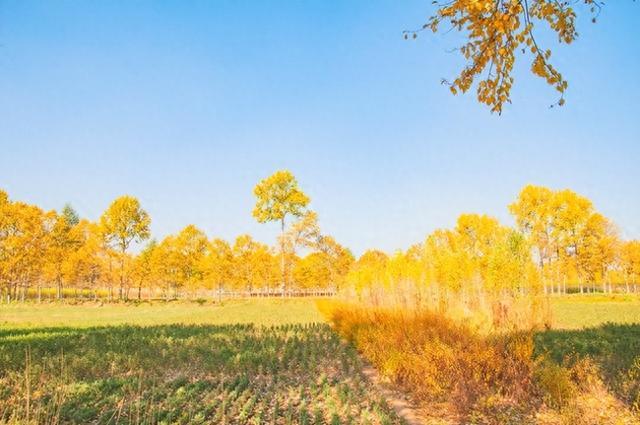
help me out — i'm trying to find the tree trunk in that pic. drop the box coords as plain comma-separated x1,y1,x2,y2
119,250,125,300
280,218,286,296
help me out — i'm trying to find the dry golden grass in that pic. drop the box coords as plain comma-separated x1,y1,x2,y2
319,300,640,424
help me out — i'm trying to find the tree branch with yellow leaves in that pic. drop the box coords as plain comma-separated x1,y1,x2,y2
405,0,604,113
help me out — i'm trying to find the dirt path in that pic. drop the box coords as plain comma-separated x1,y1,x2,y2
361,364,426,425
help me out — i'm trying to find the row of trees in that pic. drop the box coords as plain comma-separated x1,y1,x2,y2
0,181,353,302
343,185,640,309
2,178,640,303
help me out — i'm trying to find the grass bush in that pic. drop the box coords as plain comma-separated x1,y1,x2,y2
322,302,538,419
321,301,640,424
534,361,575,409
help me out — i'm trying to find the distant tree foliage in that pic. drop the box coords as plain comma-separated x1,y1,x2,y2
0,182,639,303
342,184,638,323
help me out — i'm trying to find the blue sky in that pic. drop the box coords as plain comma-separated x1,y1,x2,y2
1,1,639,255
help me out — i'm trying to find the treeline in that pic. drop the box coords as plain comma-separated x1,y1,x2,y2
342,185,640,316
2,180,640,304
0,190,353,302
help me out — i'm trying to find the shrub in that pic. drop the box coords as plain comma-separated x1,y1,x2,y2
322,302,539,420
534,361,575,409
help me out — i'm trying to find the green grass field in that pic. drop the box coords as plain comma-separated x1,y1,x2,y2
0,298,324,329
1,296,639,424
0,299,403,424
549,294,640,329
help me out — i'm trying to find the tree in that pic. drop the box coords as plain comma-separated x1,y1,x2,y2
62,203,80,227
408,0,602,113
283,211,321,286
510,185,611,294
293,252,332,291
578,213,619,293
0,197,52,302
347,250,388,303
99,196,151,299
230,235,277,294
62,220,107,299
44,207,81,300
152,229,208,299
621,241,640,293
317,236,354,292
172,225,209,297
131,239,158,300
252,170,310,294
152,236,179,299
201,238,234,301
510,185,560,294
232,234,259,293
509,185,554,269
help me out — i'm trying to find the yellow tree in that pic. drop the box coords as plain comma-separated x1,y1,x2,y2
0,190,9,300
283,211,321,287
153,235,180,299
62,220,108,299
130,239,158,300
248,242,278,294
232,235,274,293
385,249,424,307
621,241,640,293
172,225,209,297
577,213,619,293
346,250,388,304
201,238,234,301
252,170,310,294
232,234,259,293
509,185,555,293
43,205,81,300
99,196,151,300
0,195,51,302
317,235,354,292
455,213,507,280
423,228,473,299
293,252,332,291
149,227,208,299
411,0,602,112
485,230,534,295
547,189,596,294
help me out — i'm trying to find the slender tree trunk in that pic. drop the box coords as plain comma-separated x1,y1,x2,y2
579,273,583,294
540,258,547,296
119,253,125,300
280,217,286,296
625,273,630,294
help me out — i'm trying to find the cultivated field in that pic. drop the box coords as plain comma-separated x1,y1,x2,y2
1,296,639,424
0,299,403,424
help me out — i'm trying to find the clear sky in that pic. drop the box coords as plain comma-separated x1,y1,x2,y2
1,1,639,255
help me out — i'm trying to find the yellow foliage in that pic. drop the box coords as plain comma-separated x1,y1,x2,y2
417,0,600,112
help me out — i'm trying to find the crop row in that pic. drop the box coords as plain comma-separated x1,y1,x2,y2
0,323,404,424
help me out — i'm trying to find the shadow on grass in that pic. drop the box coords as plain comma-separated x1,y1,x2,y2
0,323,405,424
535,322,640,406
0,322,329,377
